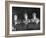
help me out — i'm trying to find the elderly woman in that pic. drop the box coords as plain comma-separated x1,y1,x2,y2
31,12,40,24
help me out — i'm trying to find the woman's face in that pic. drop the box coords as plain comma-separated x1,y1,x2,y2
24,14,28,19
14,15,17,20
32,13,36,17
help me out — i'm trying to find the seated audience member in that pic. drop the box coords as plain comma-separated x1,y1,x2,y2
31,12,40,24
23,13,30,24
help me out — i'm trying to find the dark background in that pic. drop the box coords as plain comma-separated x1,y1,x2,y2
12,7,40,31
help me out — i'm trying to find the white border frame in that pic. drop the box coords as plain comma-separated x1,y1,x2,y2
9,3,43,34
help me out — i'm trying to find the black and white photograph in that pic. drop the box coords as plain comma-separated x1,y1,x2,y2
7,2,45,36
12,7,40,31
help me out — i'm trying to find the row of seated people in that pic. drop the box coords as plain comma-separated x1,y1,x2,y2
14,12,40,25
12,13,40,31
